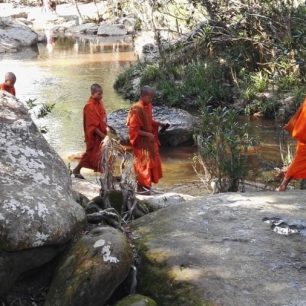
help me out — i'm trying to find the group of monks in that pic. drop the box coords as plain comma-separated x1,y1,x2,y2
1,70,306,193
72,84,164,195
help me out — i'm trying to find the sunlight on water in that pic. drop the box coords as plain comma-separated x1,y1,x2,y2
0,37,135,158
0,36,198,189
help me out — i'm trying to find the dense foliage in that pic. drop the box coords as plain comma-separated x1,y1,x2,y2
115,0,306,118
114,0,306,191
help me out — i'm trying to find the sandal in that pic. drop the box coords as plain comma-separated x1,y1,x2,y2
136,185,151,195
136,190,151,195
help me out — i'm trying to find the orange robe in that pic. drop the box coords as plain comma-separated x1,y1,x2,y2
284,98,306,179
79,97,107,172
127,100,162,188
0,83,15,96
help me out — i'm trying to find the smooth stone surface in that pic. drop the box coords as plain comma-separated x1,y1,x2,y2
132,191,306,305
0,92,86,252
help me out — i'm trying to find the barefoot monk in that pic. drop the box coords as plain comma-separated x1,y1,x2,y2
73,84,107,178
127,86,167,194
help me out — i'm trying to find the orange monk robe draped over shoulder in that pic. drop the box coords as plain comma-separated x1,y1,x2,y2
79,97,107,172
127,100,162,188
0,83,16,96
284,97,306,179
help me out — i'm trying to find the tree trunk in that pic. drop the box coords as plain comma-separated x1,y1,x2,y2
72,0,83,22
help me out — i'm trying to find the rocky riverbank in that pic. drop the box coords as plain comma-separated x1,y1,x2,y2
0,1,185,58
2,90,306,305
132,190,306,305
0,92,149,305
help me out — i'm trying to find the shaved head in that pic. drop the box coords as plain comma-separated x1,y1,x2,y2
5,72,16,82
91,83,102,94
140,86,155,98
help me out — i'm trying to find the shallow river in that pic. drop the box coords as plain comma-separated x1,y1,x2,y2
0,35,286,190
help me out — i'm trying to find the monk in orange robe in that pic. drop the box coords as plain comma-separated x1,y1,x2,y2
0,72,16,96
277,97,306,191
72,84,107,179
127,86,166,194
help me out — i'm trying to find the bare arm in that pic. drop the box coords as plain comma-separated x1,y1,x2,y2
138,130,154,141
95,128,106,139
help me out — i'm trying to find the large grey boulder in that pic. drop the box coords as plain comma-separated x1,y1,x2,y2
0,91,86,252
132,191,306,305
0,17,38,52
114,17,137,34
71,177,100,200
45,226,133,306
97,23,128,36
30,13,79,32
65,22,98,35
108,106,197,146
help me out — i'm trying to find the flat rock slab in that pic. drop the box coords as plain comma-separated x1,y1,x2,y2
137,192,195,210
132,191,306,306
71,179,194,212
97,23,128,36
71,177,101,200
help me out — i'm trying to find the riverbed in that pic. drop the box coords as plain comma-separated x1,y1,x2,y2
0,35,287,192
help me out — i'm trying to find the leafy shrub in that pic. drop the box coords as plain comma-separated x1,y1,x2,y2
140,64,160,86
195,106,255,192
114,65,135,91
277,74,300,91
25,99,55,133
245,98,280,119
241,71,269,101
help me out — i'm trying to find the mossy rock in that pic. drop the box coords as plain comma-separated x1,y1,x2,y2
115,294,157,306
90,190,124,212
136,200,155,213
135,238,210,306
45,226,133,306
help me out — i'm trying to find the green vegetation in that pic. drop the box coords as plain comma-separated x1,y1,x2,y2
116,0,306,191
114,60,232,109
25,98,55,133
115,1,306,118
195,106,255,192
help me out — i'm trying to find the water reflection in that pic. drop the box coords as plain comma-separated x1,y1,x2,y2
0,35,136,158
40,34,134,57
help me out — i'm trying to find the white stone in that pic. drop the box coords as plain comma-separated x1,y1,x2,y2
93,239,106,248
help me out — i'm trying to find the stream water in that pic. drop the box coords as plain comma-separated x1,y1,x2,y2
0,35,287,191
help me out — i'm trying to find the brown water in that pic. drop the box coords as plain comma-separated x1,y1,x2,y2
0,36,286,190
